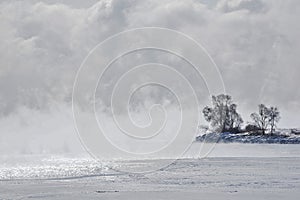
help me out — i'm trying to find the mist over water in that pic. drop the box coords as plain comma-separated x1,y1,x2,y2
1,0,300,156
0,104,83,155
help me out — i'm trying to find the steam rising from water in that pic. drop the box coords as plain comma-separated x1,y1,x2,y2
1,0,300,155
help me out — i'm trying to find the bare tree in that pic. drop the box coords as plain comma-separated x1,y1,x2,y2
227,104,243,132
250,104,280,135
250,104,269,134
203,94,243,133
268,106,280,135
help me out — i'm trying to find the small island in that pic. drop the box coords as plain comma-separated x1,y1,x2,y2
196,94,300,144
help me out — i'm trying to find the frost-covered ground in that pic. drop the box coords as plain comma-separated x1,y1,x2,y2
1,144,300,200
196,130,300,144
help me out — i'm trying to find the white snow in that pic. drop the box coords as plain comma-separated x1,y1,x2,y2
196,130,300,144
0,143,300,199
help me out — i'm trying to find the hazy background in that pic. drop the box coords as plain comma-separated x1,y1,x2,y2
0,0,299,154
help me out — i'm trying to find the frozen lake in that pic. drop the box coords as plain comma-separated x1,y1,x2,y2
1,143,300,199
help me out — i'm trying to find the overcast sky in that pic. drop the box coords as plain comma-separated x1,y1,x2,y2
0,0,299,130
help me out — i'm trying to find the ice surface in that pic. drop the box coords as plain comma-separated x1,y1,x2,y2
1,144,300,199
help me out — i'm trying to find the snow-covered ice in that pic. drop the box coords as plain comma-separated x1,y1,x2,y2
1,143,300,199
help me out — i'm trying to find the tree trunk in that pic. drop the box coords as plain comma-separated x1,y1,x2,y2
270,121,274,136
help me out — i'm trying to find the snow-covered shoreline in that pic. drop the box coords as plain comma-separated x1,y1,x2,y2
196,130,300,144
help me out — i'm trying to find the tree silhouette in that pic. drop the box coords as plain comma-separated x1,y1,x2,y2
268,106,280,135
250,104,269,134
203,94,243,133
250,104,280,135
